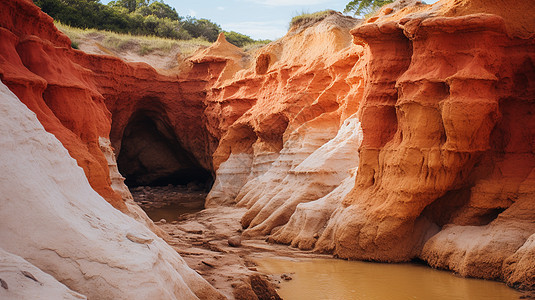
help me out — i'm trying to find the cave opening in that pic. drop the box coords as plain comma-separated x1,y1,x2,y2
117,112,213,191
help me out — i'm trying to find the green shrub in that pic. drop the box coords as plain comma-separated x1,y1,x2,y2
344,0,394,16
136,1,180,20
224,31,255,47
181,17,221,42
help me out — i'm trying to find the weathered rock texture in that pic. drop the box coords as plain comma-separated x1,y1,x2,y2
205,13,364,219
0,0,220,298
0,0,126,209
323,1,535,290
200,0,535,290
2,0,535,294
0,0,214,206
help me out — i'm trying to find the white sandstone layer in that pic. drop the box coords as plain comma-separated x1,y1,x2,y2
206,152,254,207
270,116,363,249
236,115,340,235
0,248,86,300
0,81,224,300
270,171,357,250
238,115,363,237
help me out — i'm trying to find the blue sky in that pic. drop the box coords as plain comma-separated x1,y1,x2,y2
101,0,440,40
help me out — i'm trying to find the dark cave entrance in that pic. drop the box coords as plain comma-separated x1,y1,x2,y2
117,112,213,190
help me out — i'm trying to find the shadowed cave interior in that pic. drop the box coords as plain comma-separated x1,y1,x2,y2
117,112,213,190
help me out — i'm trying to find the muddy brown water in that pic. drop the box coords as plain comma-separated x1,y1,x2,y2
133,187,525,299
131,185,206,222
256,258,524,300
143,200,205,222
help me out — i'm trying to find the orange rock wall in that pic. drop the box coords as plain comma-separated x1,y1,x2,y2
2,0,535,291
318,12,535,261
202,0,535,289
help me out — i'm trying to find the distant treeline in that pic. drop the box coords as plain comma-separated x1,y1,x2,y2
33,0,269,47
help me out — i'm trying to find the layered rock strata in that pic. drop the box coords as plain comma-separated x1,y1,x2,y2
0,0,218,297
1,0,215,208
202,0,535,290
205,13,364,219
1,0,535,295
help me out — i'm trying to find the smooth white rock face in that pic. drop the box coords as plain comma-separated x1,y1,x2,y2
270,116,363,249
235,115,363,237
206,152,253,207
236,116,340,235
0,247,87,300
271,169,358,250
0,81,223,300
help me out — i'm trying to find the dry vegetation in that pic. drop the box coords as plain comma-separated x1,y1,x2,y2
56,22,212,57
289,10,339,29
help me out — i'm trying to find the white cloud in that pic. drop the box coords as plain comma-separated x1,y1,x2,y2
243,0,332,6
188,9,197,17
217,6,225,10
222,20,288,40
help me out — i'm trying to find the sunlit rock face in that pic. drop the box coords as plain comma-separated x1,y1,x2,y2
200,0,535,290
1,0,535,294
204,13,365,231
269,117,363,250
322,1,535,287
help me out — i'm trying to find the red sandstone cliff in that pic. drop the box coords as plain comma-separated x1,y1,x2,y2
318,1,535,290
0,1,226,298
0,0,126,209
1,0,535,293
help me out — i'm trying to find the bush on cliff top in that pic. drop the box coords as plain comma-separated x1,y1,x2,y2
290,10,338,29
344,0,394,16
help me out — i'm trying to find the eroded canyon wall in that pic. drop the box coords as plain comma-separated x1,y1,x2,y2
200,0,535,290
1,0,535,294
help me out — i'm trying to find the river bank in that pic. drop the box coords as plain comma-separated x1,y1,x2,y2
130,187,532,300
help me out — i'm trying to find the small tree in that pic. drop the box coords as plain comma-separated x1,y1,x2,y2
181,17,221,42
224,31,255,47
108,0,149,13
136,1,180,21
344,0,394,16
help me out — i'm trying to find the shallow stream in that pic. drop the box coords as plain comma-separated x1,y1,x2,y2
131,186,526,299
143,200,204,222
130,185,206,222
256,257,524,300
